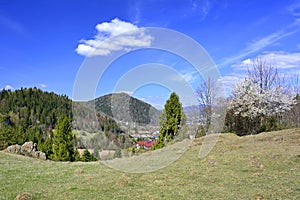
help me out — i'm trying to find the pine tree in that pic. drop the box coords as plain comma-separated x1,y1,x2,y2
153,92,185,149
38,136,53,159
74,148,82,161
51,115,74,161
82,149,96,162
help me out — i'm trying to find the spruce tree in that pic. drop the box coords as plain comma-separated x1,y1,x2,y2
74,148,82,161
153,92,185,149
51,115,74,161
82,149,96,162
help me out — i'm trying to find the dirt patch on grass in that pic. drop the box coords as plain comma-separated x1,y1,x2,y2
15,192,33,200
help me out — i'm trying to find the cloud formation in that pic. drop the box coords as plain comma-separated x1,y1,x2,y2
233,51,300,70
223,50,300,96
4,85,14,90
39,83,47,88
218,74,246,96
219,29,298,68
75,18,153,56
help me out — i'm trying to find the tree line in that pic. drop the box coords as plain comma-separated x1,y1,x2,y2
196,57,299,136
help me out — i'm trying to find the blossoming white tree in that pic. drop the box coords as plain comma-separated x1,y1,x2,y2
229,78,295,118
227,58,297,135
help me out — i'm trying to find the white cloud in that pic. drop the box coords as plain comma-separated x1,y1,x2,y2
4,85,14,90
218,27,299,68
39,83,47,88
181,70,199,83
218,74,246,96
242,58,251,65
261,51,300,69
75,18,153,57
95,18,138,37
220,74,244,85
167,69,199,83
244,31,294,54
117,90,134,96
233,51,300,71
225,51,300,95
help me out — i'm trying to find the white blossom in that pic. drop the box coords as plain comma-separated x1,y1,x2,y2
228,78,296,119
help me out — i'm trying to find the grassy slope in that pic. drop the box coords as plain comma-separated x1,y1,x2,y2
1,129,299,200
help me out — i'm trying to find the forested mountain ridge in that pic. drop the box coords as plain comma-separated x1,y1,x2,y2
0,88,160,152
0,88,129,150
0,87,72,129
0,88,72,149
89,92,161,125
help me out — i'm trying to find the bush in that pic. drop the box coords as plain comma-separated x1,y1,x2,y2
195,125,206,138
113,148,122,158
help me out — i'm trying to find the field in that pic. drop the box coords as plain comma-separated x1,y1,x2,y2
1,129,299,199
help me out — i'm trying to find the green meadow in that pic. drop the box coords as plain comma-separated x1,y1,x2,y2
1,129,299,200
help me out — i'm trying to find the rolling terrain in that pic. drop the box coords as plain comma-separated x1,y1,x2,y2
1,129,299,199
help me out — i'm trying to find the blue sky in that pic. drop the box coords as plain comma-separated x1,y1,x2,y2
1,0,300,108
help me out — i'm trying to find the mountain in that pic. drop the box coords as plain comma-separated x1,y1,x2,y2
0,88,135,151
183,105,204,125
72,101,123,134
88,93,161,126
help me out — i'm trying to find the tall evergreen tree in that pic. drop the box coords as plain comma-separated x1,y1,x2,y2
51,115,74,161
153,92,185,149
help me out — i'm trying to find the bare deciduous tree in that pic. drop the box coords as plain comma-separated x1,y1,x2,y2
290,74,300,95
196,77,216,132
247,57,278,93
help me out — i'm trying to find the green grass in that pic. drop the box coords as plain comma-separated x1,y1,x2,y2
1,129,300,199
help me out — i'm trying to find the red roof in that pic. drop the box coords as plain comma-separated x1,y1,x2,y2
144,141,156,148
136,141,156,148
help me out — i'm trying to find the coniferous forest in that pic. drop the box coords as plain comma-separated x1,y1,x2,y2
0,88,72,151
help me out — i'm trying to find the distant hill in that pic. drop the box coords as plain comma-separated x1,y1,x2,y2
183,105,203,125
88,93,161,126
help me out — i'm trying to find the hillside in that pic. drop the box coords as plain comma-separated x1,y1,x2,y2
89,93,161,126
0,88,131,154
0,88,72,149
72,101,123,134
1,129,299,199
